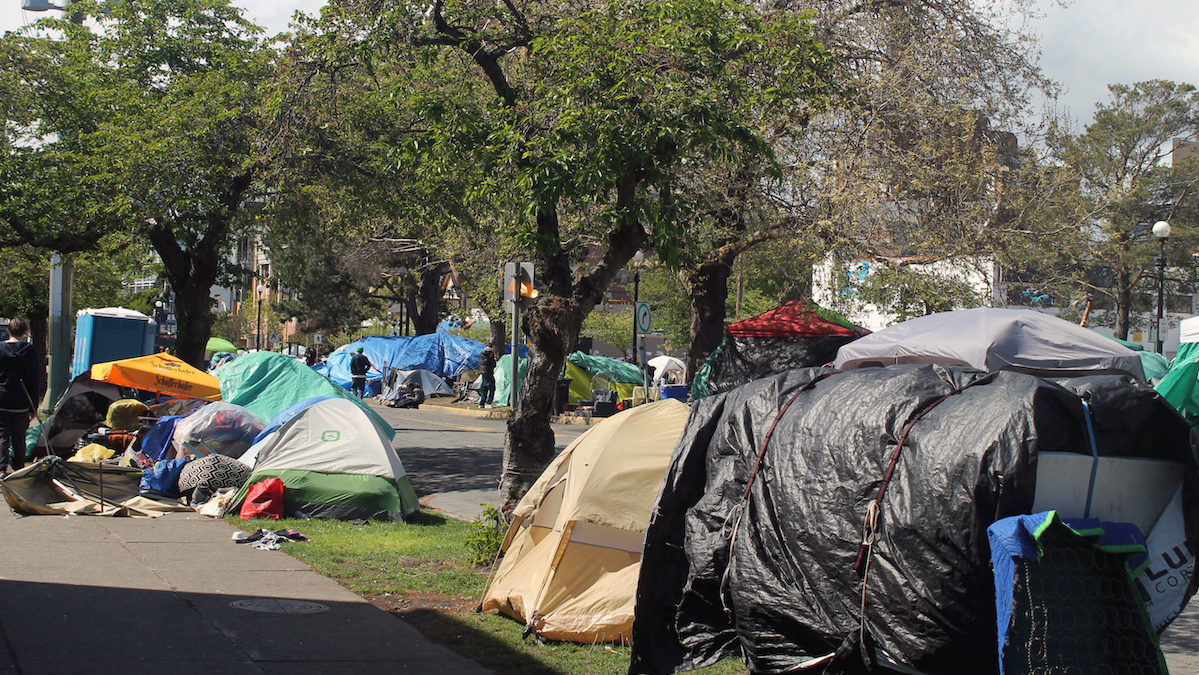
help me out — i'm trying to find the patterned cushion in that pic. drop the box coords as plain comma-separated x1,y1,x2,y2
178,454,252,494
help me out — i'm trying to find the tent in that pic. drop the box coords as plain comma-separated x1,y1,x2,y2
647,355,686,384
214,351,394,440
91,353,222,400
834,308,1146,381
494,352,643,408
26,375,125,457
205,337,239,356
563,353,643,405
231,397,419,521
481,400,690,642
380,369,454,403
324,332,487,392
1155,317,1199,428
1105,334,1170,381
1,456,190,517
631,365,1198,673
691,297,865,399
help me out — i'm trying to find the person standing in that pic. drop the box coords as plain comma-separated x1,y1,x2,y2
478,345,497,408
349,346,376,398
0,318,39,472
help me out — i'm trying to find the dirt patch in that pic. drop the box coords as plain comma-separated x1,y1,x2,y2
369,591,478,615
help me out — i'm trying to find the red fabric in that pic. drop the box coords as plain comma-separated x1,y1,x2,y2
727,298,862,338
240,478,285,520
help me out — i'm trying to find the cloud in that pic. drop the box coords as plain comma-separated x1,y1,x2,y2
1033,0,1199,124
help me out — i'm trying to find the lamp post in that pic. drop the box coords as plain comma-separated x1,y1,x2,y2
255,284,265,351
1153,220,1171,354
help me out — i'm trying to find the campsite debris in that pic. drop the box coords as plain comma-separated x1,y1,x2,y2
233,528,311,551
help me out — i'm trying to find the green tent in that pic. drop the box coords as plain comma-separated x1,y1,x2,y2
495,352,645,407
205,336,239,355
1106,335,1170,382
1155,341,1199,429
214,351,394,439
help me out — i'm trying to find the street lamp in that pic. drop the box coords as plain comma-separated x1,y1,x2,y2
1153,220,1171,355
255,284,265,351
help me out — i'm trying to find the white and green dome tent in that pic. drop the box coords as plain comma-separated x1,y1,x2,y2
231,396,419,521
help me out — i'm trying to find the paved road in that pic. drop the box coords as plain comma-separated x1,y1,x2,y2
374,403,586,521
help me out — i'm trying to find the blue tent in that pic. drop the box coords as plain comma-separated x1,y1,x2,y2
325,331,488,391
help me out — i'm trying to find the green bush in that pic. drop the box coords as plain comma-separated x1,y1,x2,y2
465,504,507,566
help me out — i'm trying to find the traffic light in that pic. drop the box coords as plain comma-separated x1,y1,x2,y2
503,262,537,312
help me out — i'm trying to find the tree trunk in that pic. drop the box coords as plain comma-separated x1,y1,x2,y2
1115,272,1132,340
412,263,448,335
172,280,215,366
684,260,734,380
497,203,646,507
500,295,583,508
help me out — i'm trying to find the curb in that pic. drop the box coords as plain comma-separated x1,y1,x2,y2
418,401,602,426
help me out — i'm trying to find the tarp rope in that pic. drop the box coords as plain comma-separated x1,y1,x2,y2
836,376,991,669
719,372,839,621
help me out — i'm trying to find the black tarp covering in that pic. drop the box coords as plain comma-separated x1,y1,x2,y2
704,335,854,397
630,364,1199,674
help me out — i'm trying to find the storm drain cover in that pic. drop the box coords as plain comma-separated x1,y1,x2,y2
231,599,329,614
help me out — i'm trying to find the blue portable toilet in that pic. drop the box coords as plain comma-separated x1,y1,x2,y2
71,308,157,378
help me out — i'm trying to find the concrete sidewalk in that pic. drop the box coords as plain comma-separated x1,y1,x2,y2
0,508,491,674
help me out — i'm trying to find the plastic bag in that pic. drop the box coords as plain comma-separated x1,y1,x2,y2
173,403,264,459
240,478,285,520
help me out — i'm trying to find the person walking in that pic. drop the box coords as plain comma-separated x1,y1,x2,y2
349,346,376,398
478,345,497,408
0,318,39,473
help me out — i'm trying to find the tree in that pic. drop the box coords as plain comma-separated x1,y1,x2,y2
1048,80,1199,339
302,0,836,505
667,0,1056,376
0,0,273,368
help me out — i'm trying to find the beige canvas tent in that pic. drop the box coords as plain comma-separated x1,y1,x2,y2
480,399,690,642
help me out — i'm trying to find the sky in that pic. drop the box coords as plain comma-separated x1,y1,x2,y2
2,0,1199,130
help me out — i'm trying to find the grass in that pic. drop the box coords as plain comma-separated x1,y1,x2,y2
231,509,746,675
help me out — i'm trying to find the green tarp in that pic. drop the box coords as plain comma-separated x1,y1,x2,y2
1155,341,1199,429
494,354,529,407
1106,335,1170,382
496,352,646,407
565,352,643,384
213,351,395,439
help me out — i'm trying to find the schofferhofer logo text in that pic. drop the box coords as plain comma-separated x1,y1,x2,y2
155,375,194,391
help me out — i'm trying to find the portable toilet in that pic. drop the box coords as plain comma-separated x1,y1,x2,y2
71,308,157,378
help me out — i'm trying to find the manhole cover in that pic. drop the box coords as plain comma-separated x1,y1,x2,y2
231,599,329,615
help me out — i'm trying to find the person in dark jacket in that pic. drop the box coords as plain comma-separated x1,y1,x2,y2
0,318,39,472
478,346,497,408
389,381,425,409
349,346,376,398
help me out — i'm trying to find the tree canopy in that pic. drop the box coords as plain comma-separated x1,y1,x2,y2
0,0,273,367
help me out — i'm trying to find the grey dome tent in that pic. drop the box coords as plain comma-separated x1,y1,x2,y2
834,307,1146,381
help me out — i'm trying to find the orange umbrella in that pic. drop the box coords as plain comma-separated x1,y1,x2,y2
90,353,222,400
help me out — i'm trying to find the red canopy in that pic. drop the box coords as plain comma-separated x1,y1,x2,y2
727,298,864,338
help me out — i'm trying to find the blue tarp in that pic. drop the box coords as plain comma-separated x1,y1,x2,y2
325,331,488,390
